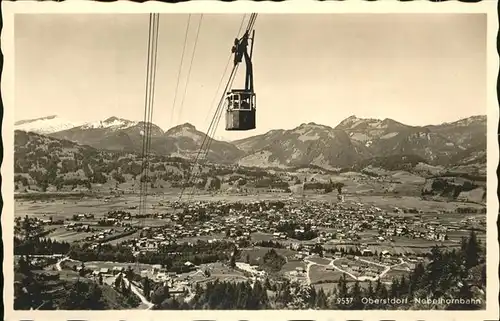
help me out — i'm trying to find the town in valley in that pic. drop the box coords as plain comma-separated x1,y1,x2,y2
14,114,487,310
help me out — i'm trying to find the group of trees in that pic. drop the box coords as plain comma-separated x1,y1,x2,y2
253,240,285,249
329,231,486,310
14,236,70,256
260,249,287,272
68,240,235,273
155,231,486,310
162,280,270,310
141,277,173,306
153,279,330,310
113,274,141,307
423,177,479,199
276,222,319,241
58,281,107,310
253,178,290,190
353,154,428,172
14,257,108,310
303,181,344,193
14,131,205,191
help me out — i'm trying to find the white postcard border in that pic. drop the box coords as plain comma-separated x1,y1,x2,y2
1,1,498,321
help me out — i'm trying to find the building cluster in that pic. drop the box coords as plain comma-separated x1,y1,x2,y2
94,199,464,258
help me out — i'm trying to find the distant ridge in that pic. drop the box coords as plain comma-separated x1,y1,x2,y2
15,114,486,169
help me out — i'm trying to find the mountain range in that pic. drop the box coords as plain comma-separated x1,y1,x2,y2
15,114,487,170
14,115,82,134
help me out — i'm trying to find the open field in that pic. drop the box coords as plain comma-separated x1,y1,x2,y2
307,256,332,265
195,262,249,283
62,259,158,275
176,233,227,244
309,264,349,283
379,269,411,282
106,231,142,245
251,232,275,242
349,195,485,212
240,247,299,264
46,227,94,242
17,189,486,212
281,260,306,272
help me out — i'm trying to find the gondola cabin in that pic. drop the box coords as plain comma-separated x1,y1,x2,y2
225,89,256,131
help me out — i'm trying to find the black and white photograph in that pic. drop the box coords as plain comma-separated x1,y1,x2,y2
2,1,498,320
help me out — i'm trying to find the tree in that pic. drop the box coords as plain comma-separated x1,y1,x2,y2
409,262,425,294
311,244,324,257
390,278,400,298
337,275,349,298
366,281,375,299
60,281,106,310
151,284,170,305
264,278,272,290
15,216,43,240
121,279,129,294
315,288,328,309
79,262,86,277
465,230,481,268
126,266,134,280
115,274,123,289
230,254,236,268
142,277,152,300
350,281,363,309
399,275,408,295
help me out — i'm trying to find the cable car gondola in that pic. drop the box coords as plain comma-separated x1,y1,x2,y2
225,29,256,131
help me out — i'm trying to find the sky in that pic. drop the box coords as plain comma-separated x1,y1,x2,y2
15,13,486,140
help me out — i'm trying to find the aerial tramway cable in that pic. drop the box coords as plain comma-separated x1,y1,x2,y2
203,15,247,125
178,13,257,202
170,15,192,128
177,14,204,124
178,16,247,202
183,13,257,201
139,13,160,224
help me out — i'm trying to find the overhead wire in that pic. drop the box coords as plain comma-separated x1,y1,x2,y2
139,13,154,219
170,14,192,129
180,64,239,202
199,14,257,168
139,13,160,223
203,14,247,125
177,14,204,125
187,14,258,200
179,13,258,203
178,14,248,202
186,13,257,199
144,13,160,209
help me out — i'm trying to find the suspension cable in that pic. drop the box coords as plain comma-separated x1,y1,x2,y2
203,14,247,125
179,13,257,202
170,14,192,129
144,13,160,206
186,13,258,201
177,14,203,125
139,13,160,221
139,13,154,218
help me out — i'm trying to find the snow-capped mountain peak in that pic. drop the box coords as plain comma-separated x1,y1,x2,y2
82,116,138,130
14,115,81,134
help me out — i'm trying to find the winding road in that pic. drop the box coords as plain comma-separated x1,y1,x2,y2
55,257,154,310
121,274,154,310
304,256,408,283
